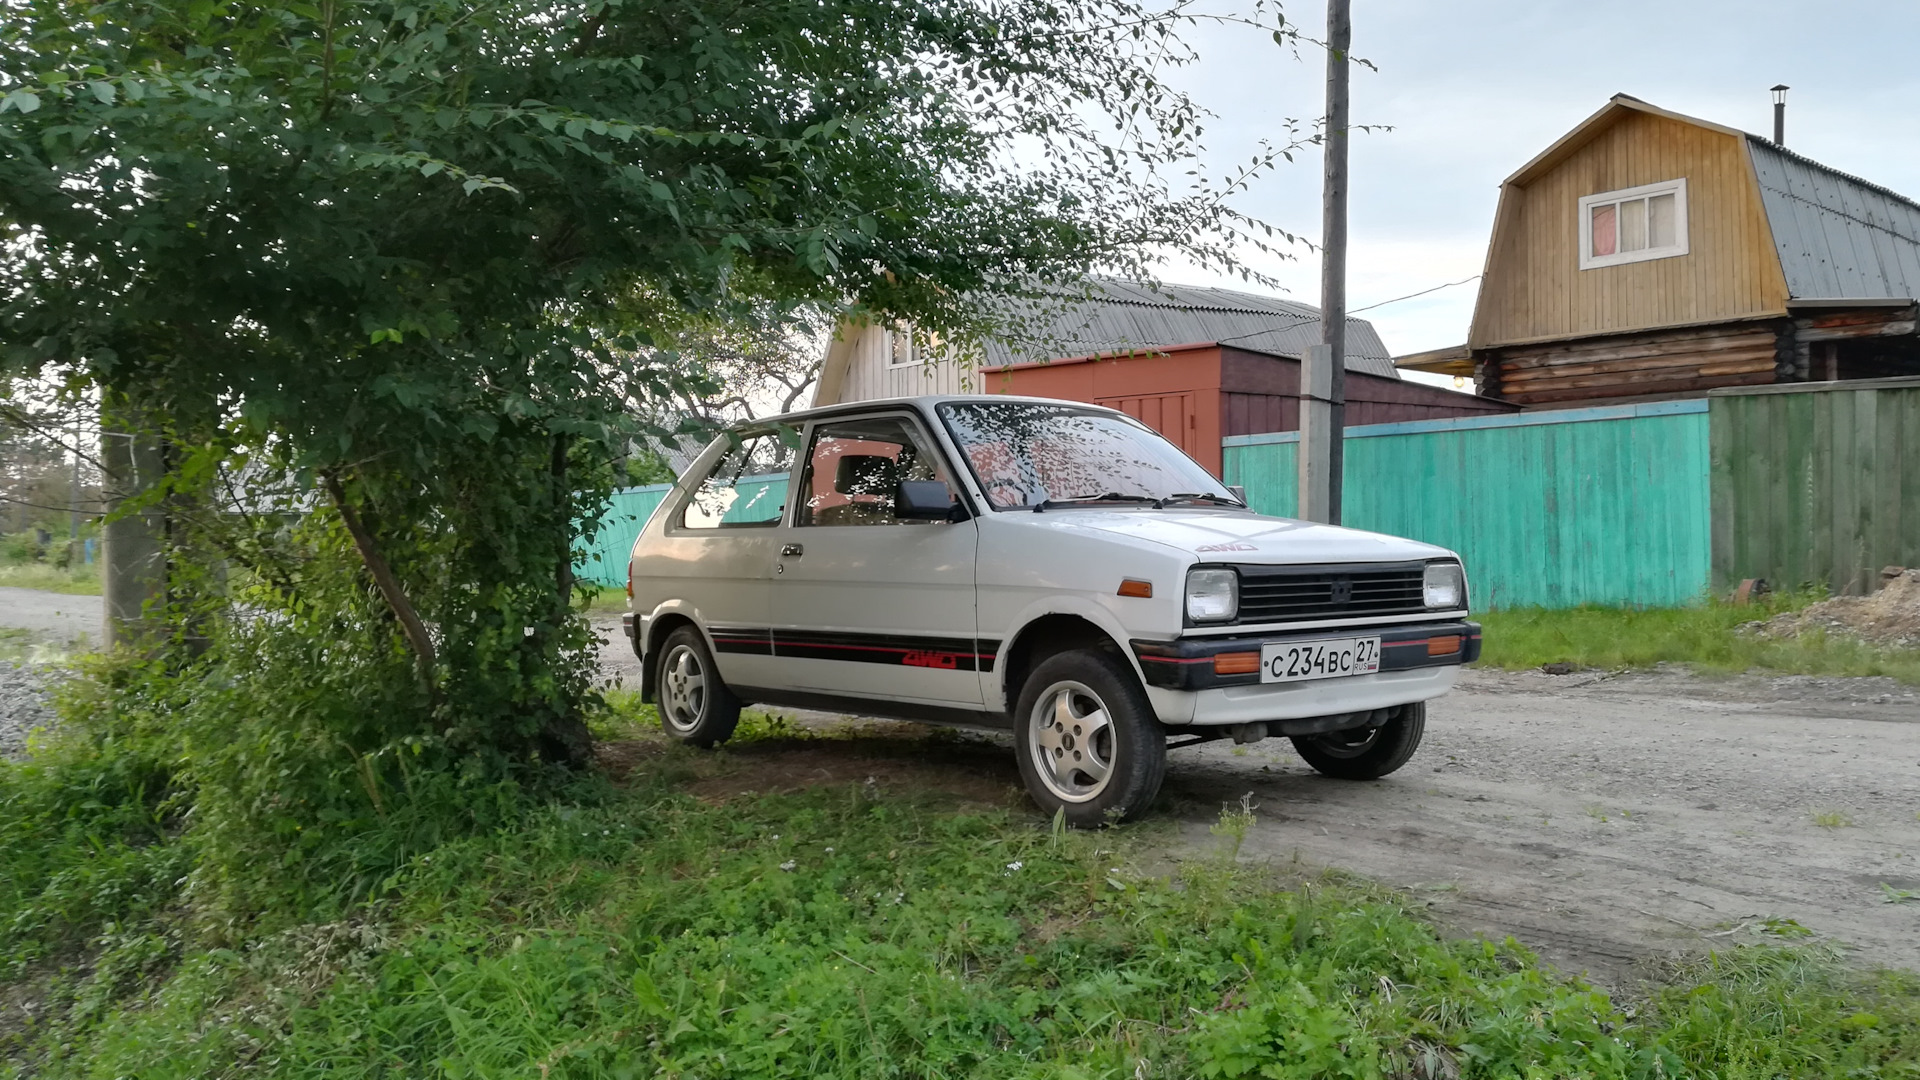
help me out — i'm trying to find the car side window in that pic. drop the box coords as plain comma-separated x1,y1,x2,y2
798,416,952,527
680,427,799,529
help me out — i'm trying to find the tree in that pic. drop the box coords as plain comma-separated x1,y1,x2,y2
0,0,1294,900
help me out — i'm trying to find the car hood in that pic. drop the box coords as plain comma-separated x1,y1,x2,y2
1021,507,1456,566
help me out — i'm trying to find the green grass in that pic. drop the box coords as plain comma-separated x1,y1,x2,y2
0,560,101,596
4,714,1918,1078
1475,595,1920,684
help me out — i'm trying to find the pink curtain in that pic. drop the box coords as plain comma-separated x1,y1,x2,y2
1590,203,1617,257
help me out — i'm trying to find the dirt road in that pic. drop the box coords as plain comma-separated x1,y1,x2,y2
0,587,97,645
1166,667,1920,984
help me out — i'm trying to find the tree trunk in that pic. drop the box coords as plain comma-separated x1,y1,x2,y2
323,472,437,690
537,433,594,767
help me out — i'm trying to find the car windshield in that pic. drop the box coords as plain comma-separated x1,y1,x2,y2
937,401,1241,511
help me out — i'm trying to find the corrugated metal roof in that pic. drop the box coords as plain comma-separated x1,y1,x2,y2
1747,136,1920,301
986,277,1398,378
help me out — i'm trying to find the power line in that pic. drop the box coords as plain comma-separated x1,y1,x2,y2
1347,274,1481,315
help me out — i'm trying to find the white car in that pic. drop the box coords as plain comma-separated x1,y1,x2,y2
623,395,1479,825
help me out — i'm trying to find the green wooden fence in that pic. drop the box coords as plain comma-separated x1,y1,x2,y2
572,473,793,587
574,484,671,588
1710,377,1920,595
1224,402,1713,609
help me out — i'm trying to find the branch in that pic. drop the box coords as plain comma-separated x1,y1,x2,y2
323,471,437,689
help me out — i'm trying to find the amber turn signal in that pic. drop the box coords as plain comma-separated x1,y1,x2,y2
1212,651,1261,675
1427,635,1462,656
1117,579,1154,598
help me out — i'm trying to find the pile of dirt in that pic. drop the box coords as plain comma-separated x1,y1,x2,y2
1747,568,1920,648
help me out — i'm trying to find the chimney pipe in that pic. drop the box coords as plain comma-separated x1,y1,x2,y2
1771,84,1790,146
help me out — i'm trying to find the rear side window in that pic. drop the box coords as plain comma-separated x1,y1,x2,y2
680,427,799,528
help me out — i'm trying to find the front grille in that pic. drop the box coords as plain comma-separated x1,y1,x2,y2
1232,562,1429,624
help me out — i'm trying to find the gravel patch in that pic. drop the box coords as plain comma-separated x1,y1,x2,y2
0,661,56,759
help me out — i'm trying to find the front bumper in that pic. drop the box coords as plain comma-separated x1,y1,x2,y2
1130,620,1479,728
1131,620,1480,692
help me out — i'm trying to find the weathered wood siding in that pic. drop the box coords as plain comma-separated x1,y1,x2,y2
1224,403,1713,609
1489,323,1783,405
818,324,977,403
1472,110,1789,349
1710,378,1920,594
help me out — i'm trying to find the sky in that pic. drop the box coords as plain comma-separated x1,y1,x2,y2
1156,0,1920,364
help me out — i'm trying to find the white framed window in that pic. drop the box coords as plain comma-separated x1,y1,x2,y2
1579,178,1688,270
886,327,922,367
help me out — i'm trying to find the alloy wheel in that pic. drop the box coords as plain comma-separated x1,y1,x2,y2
659,644,707,733
1027,680,1116,803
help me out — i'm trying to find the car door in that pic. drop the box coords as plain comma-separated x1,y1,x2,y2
765,411,983,705
647,424,801,689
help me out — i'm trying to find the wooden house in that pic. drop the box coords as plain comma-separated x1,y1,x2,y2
813,278,1515,476
1402,95,1920,406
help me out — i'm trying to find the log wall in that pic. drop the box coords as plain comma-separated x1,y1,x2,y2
1486,323,1786,405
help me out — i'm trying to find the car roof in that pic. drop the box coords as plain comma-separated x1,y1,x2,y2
729,394,1129,431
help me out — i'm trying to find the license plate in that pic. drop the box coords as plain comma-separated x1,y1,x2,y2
1260,636,1382,683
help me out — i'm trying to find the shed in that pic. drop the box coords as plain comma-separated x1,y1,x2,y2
813,277,1516,476
980,342,1517,477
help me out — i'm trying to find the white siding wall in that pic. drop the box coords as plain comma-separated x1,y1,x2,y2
826,324,978,403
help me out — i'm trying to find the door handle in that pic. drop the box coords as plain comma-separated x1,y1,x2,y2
781,543,804,558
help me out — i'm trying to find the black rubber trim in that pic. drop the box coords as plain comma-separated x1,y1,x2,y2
1131,620,1481,691
709,627,774,657
731,686,1011,730
710,627,1000,673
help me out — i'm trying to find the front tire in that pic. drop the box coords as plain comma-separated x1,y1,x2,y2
1014,650,1167,827
655,627,741,748
1291,702,1425,779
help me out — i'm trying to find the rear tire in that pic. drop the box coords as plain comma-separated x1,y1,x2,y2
655,626,741,748
1013,650,1167,827
1291,702,1425,779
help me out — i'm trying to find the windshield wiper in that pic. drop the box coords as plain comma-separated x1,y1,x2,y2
1160,492,1249,509
1031,492,1162,513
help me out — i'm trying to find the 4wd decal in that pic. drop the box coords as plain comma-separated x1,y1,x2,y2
1194,542,1257,553
902,650,962,669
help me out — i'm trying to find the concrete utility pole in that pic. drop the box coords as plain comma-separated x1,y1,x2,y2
100,394,166,647
1299,0,1349,524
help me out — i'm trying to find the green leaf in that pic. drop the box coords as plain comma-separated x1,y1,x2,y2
2,89,41,114
89,80,116,104
631,970,669,1016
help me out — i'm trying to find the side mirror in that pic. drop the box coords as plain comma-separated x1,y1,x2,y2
1227,485,1248,504
897,480,966,521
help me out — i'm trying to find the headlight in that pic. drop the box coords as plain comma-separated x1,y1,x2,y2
1185,568,1239,622
1424,561,1466,609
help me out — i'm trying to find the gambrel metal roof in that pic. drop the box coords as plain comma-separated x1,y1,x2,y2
987,278,1397,378
1746,136,1920,302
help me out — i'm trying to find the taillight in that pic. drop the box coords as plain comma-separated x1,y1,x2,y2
626,562,633,601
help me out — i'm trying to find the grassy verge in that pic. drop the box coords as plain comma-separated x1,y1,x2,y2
0,560,100,596
1476,595,1920,684
4,705,1918,1077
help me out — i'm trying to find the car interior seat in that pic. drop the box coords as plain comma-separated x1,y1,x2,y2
812,454,899,526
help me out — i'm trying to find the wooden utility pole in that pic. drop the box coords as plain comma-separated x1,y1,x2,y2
1298,0,1350,524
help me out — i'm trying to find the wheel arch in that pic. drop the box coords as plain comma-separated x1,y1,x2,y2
998,611,1141,716
639,611,703,704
